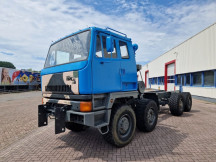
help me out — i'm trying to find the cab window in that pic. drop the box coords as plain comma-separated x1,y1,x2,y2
96,35,102,57
98,35,119,59
102,36,111,58
56,51,69,64
119,41,129,59
112,40,117,58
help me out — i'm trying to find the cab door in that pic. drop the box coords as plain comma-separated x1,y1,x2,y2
92,33,121,94
117,39,137,91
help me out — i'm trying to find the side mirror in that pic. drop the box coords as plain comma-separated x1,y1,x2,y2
132,44,138,53
106,36,114,52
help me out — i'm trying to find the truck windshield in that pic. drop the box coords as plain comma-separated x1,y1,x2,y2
44,30,91,68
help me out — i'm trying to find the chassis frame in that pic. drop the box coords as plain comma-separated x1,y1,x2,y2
38,90,179,134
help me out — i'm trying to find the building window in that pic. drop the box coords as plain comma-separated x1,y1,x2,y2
177,75,185,85
155,78,158,85
182,75,185,85
186,74,190,85
204,70,214,86
177,75,181,85
158,77,164,85
149,78,153,85
193,72,202,86
148,70,215,88
158,77,161,85
161,77,164,85
168,75,175,83
150,77,158,85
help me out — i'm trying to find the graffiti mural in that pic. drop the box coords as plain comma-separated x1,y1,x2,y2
0,67,40,85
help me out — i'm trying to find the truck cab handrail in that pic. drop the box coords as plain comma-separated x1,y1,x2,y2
106,27,127,37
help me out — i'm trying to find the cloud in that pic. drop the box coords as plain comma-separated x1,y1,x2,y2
0,0,215,70
0,51,15,56
33,56,46,61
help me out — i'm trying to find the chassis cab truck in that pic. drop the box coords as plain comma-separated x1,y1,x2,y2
39,27,192,147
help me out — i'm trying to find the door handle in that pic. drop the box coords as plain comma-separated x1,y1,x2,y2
100,61,111,64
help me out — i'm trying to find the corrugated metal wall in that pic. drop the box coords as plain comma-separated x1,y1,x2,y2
139,23,216,98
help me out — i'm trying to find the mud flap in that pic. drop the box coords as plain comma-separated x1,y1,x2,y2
55,107,66,134
38,105,48,127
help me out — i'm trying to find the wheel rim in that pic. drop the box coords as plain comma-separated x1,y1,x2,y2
117,114,132,139
179,98,184,111
147,108,156,126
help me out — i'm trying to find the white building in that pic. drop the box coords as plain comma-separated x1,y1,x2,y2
139,23,216,99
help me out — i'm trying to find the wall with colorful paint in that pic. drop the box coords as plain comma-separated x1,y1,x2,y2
0,67,40,86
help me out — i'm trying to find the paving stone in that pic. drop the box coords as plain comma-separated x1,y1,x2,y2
0,92,216,161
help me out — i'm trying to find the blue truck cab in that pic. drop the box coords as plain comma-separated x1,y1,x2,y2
41,27,138,95
38,27,192,147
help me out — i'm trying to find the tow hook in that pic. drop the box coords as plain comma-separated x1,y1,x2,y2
98,125,109,135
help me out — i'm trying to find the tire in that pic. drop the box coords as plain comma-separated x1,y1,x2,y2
182,92,192,112
65,122,88,132
169,93,184,116
134,99,158,132
103,104,136,147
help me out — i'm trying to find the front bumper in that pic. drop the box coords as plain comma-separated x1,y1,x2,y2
38,104,110,134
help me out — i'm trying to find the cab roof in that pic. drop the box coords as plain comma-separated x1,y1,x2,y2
51,27,131,46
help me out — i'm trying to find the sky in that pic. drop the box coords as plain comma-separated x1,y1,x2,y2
0,0,216,71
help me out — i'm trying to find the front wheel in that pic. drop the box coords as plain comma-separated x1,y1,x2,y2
103,104,136,147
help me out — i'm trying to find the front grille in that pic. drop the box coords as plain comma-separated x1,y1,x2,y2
45,85,72,92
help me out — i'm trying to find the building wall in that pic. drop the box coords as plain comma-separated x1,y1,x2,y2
138,23,216,99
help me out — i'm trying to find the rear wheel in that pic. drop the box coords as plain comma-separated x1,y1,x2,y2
182,92,192,112
65,122,88,132
103,104,136,147
169,93,184,116
134,99,158,132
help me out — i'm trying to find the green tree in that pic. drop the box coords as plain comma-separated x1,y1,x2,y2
0,61,16,69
